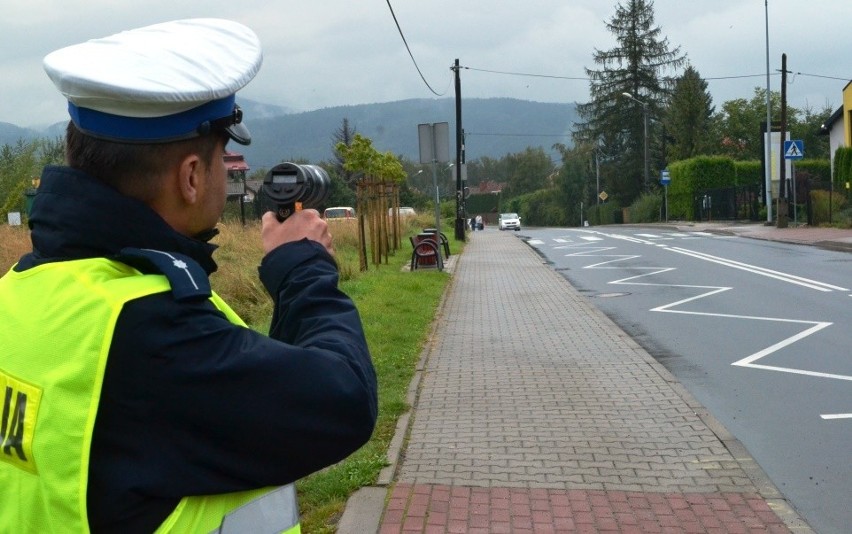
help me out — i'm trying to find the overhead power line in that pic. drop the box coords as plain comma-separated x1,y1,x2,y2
795,72,850,81
384,0,448,97
463,66,588,81
463,65,784,83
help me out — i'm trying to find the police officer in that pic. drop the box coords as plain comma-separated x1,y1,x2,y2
0,19,377,533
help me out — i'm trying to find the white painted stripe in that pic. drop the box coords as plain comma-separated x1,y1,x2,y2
669,247,848,292
609,233,653,244
527,239,544,245
821,414,852,420
636,233,662,238
553,238,569,243
579,236,603,241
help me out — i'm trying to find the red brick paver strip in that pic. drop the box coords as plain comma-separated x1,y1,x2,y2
380,484,791,534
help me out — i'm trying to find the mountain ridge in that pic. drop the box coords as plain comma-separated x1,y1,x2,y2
1,97,579,168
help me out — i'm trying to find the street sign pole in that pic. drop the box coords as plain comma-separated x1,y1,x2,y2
783,140,804,226
660,169,670,223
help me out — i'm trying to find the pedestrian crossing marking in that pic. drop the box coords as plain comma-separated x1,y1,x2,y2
545,231,737,245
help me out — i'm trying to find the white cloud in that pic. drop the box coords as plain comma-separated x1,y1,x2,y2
3,0,850,127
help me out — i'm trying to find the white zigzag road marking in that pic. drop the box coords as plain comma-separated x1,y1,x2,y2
561,234,849,382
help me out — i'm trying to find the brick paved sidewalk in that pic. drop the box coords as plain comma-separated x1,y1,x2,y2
382,484,790,533
367,230,811,534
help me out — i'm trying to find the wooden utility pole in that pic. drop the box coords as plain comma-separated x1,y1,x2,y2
777,53,789,227
453,59,465,241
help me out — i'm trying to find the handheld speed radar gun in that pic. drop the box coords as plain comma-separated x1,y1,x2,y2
261,163,331,221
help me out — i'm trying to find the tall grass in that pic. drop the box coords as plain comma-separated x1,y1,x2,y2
809,190,850,227
0,224,31,272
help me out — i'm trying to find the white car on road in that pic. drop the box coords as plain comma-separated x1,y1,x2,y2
498,212,521,231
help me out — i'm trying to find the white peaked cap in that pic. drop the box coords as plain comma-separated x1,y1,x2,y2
43,18,263,144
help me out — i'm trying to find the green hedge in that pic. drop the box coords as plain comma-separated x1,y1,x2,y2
628,192,663,223
734,161,762,187
587,201,622,225
512,189,569,227
668,156,736,220
794,159,831,183
835,147,852,186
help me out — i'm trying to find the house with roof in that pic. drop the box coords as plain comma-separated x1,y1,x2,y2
224,151,250,200
223,151,262,223
819,80,852,180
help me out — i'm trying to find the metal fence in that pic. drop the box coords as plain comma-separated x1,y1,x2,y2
689,184,762,222
801,180,850,226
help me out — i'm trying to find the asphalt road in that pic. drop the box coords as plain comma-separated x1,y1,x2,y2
523,226,851,534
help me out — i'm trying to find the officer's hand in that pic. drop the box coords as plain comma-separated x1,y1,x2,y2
261,210,334,255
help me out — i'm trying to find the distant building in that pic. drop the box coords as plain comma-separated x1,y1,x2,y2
477,180,506,194
224,152,254,201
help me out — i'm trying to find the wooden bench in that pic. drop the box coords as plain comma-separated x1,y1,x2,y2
422,228,450,258
410,234,444,271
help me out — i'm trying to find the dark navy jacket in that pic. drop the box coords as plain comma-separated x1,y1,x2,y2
18,166,378,532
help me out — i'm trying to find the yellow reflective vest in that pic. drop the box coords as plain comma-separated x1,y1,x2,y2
0,258,300,533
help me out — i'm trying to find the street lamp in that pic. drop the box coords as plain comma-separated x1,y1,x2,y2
621,92,650,192
441,163,455,198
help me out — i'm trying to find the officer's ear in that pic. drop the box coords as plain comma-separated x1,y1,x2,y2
176,152,203,206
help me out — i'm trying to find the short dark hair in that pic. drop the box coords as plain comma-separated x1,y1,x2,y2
65,122,224,203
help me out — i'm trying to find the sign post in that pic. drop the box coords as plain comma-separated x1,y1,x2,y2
784,140,804,225
660,169,670,222
418,122,450,235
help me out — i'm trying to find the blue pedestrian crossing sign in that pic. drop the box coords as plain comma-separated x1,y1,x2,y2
784,140,804,160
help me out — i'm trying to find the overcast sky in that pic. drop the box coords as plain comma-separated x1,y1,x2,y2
3,1,851,128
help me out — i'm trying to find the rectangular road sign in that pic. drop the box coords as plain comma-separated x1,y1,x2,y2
784,139,804,160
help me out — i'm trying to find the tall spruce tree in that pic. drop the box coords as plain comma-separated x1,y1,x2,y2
573,0,685,204
664,65,714,161
331,118,358,188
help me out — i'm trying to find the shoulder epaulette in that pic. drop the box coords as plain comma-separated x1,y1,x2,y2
115,247,212,301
